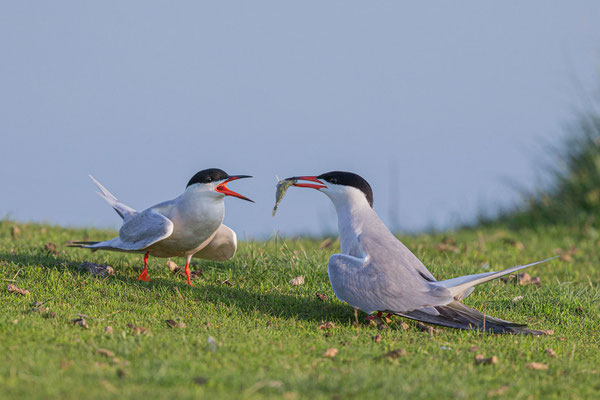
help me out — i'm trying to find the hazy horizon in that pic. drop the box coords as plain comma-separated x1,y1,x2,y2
1,2,600,238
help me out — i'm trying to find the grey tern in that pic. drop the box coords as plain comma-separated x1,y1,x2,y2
286,171,555,334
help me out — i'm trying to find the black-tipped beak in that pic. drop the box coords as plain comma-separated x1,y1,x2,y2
215,175,254,202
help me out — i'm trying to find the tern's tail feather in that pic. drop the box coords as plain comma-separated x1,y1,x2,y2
67,240,147,254
396,301,544,335
67,241,100,246
66,241,101,252
437,257,557,300
89,175,136,220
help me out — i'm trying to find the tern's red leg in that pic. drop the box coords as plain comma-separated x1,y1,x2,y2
184,259,195,287
137,252,151,282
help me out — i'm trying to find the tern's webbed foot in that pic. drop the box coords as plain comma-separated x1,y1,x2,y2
137,269,151,282
137,252,151,282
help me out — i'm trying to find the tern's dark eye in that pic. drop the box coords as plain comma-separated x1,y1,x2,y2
205,177,212,183
329,178,338,184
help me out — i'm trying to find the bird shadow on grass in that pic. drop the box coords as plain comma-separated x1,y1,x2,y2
1,251,76,272
196,282,355,324
1,249,139,277
1,250,358,325
148,275,357,325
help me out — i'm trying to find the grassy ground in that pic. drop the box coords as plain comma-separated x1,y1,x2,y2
1,221,599,399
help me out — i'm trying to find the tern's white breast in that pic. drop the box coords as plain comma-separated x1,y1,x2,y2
149,190,225,257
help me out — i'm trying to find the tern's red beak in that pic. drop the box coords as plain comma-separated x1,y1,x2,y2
215,175,254,202
288,176,327,190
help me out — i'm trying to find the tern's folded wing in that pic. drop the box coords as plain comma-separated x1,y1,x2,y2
193,224,237,261
117,210,174,250
328,254,452,314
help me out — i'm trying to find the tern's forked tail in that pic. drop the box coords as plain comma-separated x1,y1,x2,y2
437,256,558,300
89,175,136,220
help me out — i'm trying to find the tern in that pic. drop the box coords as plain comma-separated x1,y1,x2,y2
286,171,555,334
69,168,253,286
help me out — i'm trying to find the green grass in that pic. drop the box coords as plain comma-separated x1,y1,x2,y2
1,221,599,399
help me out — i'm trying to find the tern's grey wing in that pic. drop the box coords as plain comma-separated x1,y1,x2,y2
389,238,436,282
357,228,437,283
73,210,173,253
328,254,452,314
193,224,238,261
116,209,174,250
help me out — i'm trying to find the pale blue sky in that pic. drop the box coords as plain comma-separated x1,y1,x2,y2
1,2,599,238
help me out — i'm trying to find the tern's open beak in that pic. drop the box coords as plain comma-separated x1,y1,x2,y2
215,175,254,202
287,176,327,190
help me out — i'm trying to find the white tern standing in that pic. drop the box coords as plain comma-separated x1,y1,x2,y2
69,168,253,286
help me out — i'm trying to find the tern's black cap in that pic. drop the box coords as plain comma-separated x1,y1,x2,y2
187,168,230,187
317,171,374,207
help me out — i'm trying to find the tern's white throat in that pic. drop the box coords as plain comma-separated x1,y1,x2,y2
320,184,376,256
